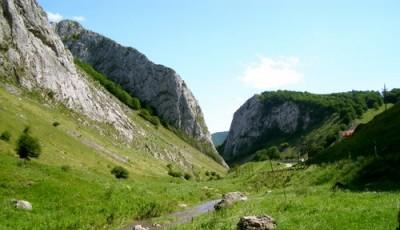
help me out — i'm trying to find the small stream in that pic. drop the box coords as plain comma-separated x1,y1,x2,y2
119,199,221,230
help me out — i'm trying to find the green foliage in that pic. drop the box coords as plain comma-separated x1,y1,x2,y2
61,165,71,172
139,108,161,127
168,170,183,178
71,33,80,40
279,142,290,151
259,90,383,124
111,166,129,179
184,173,192,180
137,201,163,219
75,59,141,110
15,128,41,160
384,88,400,104
0,130,11,142
254,146,280,161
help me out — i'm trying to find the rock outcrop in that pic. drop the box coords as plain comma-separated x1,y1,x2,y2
223,95,311,162
12,199,32,210
0,0,134,139
54,20,226,167
214,192,248,210
237,215,276,230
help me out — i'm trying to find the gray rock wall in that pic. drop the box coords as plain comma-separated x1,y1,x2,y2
0,0,135,139
55,20,226,166
223,95,311,162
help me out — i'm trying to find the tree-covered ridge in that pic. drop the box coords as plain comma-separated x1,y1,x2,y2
259,90,383,124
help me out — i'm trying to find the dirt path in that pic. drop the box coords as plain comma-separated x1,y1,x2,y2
119,199,220,230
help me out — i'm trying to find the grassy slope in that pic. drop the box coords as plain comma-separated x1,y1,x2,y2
0,83,226,229
173,160,399,229
171,104,400,229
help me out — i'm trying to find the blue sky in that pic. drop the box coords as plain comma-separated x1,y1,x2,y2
39,0,400,133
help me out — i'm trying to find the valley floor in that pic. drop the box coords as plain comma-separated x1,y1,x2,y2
0,84,398,230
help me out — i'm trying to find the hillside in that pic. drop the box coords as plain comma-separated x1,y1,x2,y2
211,131,228,147
0,81,226,229
312,103,400,189
54,20,226,166
223,90,383,164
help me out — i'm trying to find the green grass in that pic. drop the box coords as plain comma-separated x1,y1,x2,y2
0,82,226,229
172,159,399,230
0,81,398,229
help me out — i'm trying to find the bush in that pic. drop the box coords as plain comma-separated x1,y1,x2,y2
15,128,41,160
61,165,71,172
111,166,129,179
139,109,160,127
168,169,183,178
279,142,290,151
52,121,60,127
0,131,11,142
184,173,192,180
254,146,280,161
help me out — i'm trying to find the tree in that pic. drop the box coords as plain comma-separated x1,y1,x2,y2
111,166,129,179
254,146,280,161
16,128,41,160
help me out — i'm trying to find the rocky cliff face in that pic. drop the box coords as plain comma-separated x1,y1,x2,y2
0,0,135,139
55,20,226,166
223,95,311,162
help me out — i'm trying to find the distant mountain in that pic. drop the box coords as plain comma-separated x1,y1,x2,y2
55,20,227,167
222,90,384,164
211,131,229,147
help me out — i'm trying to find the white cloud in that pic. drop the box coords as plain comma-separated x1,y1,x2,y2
241,56,303,89
47,12,63,23
72,16,85,22
46,12,85,23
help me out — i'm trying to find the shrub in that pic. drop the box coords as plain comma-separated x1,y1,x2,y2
0,131,11,142
52,121,60,127
254,146,280,161
111,166,129,179
15,128,41,160
168,169,183,178
137,201,162,219
61,165,71,172
139,109,160,127
279,142,290,151
184,173,192,180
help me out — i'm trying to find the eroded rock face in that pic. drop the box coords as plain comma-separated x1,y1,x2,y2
55,20,226,166
237,215,276,230
0,0,135,139
223,95,310,162
214,192,248,210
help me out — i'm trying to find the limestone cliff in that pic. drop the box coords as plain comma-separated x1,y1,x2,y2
0,0,135,139
55,20,226,166
223,95,311,162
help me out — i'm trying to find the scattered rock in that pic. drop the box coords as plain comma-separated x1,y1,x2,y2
152,223,161,228
133,225,148,230
12,199,32,211
214,192,247,210
178,203,188,208
237,215,276,230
